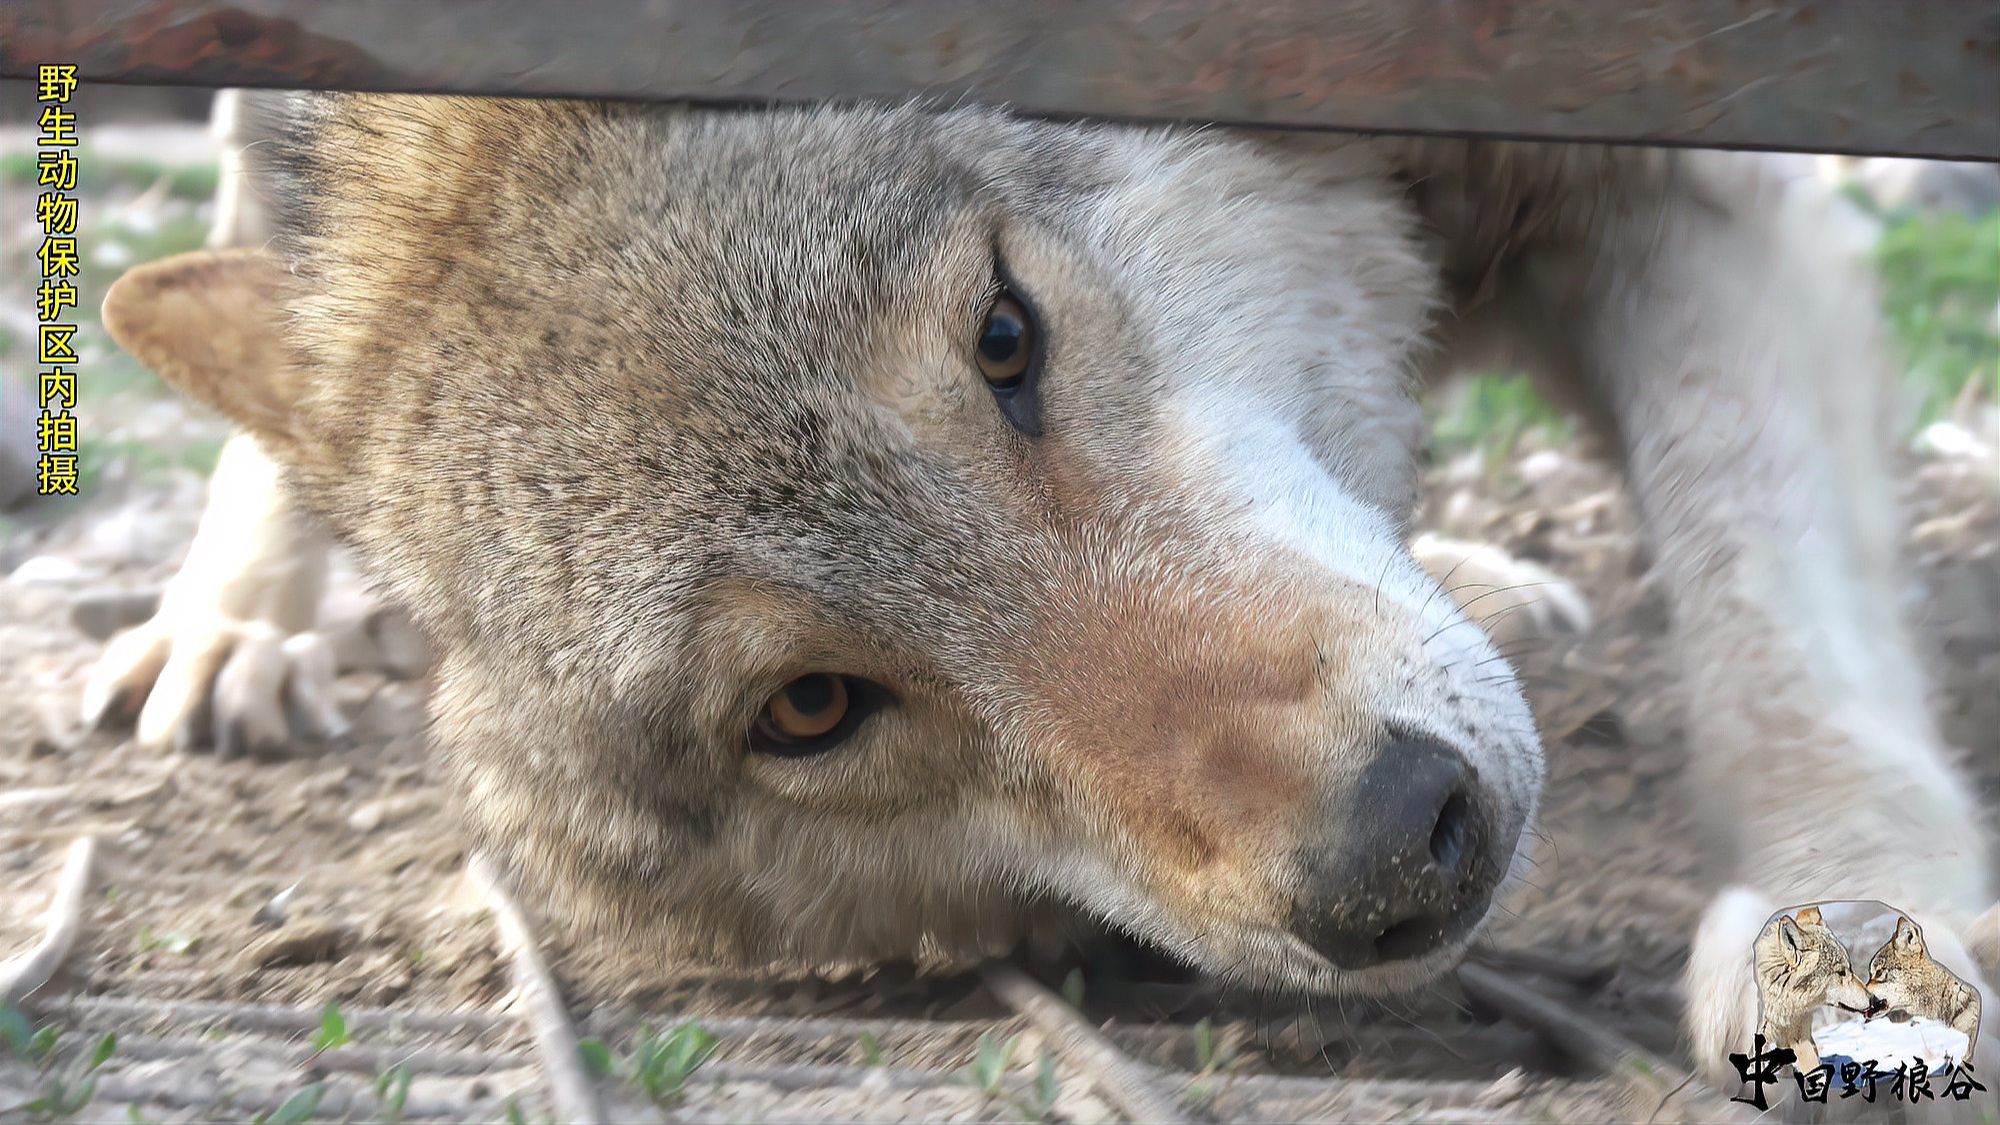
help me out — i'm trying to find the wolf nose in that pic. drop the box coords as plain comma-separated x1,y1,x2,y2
1289,738,1494,970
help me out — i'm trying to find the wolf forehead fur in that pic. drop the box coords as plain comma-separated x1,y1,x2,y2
268,96,1434,651
231,92,1540,970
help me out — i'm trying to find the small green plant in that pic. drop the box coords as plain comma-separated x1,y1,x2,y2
1871,208,2000,429
19,1031,117,1120
1191,1017,1237,1075
1428,372,1571,472
958,1035,1059,1122
1059,968,1085,1009
962,1031,1019,1098
254,1083,324,1125
1,1000,38,1059
627,1023,718,1107
1016,1052,1061,1122
373,1062,413,1124
1184,1016,1240,1108
575,1037,615,1080
855,1030,886,1067
308,1002,351,1054
497,1096,555,1124
133,926,199,956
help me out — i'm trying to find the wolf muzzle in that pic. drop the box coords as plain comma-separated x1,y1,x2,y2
1289,736,1500,969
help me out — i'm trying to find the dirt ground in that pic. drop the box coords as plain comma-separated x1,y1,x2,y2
2,109,1998,1122
5,407,1995,1119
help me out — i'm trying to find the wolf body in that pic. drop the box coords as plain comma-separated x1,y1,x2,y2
87,92,1998,1086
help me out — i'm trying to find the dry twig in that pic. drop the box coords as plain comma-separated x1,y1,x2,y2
981,962,1192,1125
1457,962,1752,1123
1,836,96,1005
467,853,607,1125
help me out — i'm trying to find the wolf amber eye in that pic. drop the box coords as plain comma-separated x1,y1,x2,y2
976,293,1034,388
769,674,846,737
749,674,879,757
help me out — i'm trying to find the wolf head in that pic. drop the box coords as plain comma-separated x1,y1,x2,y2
1870,916,1929,979
1867,917,1943,1007
1759,910,1875,1016
103,94,1542,995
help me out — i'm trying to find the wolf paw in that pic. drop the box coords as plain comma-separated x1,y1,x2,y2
1683,886,1999,1091
1410,533,1590,648
82,612,348,758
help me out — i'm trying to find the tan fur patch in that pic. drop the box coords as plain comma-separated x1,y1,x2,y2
1003,533,1355,921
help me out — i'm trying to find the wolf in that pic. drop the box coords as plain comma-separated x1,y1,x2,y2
1870,916,1984,1044
1753,905,1877,1072
85,92,1997,1086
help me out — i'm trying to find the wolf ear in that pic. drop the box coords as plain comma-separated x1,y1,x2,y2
102,248,305,451
1795,905,1823,926
1894,916,1923,949
1778,916,1804,961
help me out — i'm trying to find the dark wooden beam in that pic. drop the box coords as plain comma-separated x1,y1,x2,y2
4,1,1995,159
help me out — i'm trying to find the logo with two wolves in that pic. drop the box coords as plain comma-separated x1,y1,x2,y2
1753,904,1982,1076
